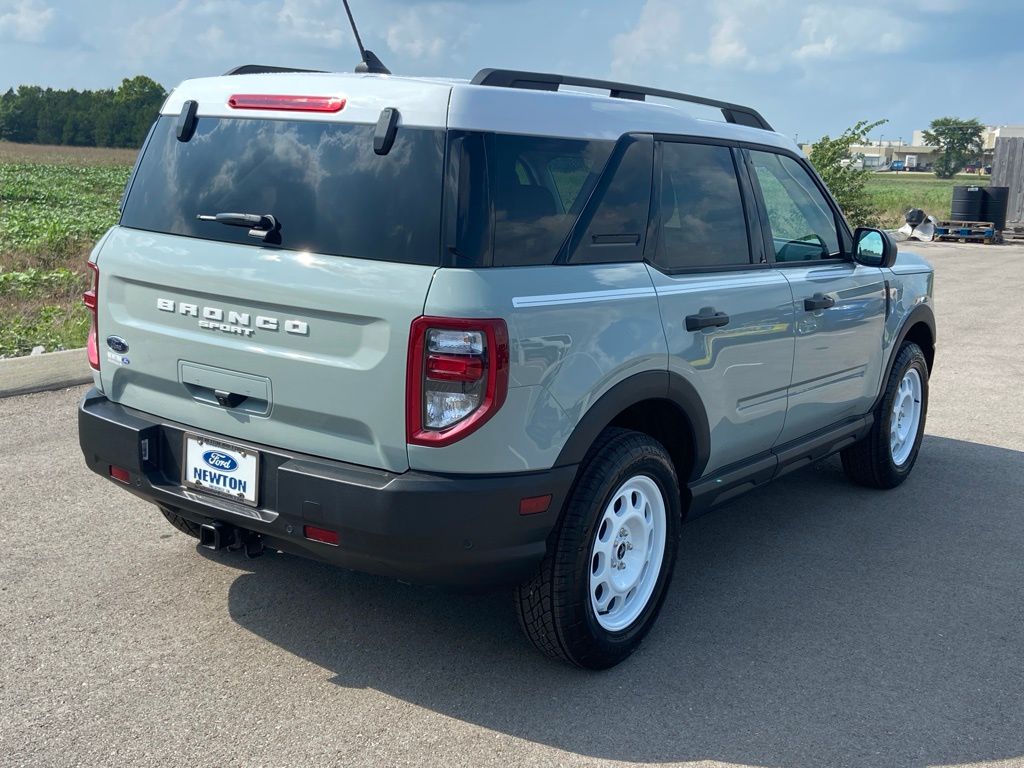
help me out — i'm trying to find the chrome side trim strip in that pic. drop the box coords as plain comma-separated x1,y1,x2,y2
512,275,781,309
512,287,656,308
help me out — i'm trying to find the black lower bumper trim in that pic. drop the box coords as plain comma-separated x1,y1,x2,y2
78,389,576,587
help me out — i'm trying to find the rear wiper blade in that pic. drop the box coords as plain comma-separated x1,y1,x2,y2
196,212,278,240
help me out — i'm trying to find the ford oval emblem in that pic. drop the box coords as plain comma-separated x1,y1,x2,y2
106,335,129,354
202,450,238,472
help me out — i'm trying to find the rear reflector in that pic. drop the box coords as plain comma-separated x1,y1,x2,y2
227,94,346,113
109,465,130,484
303,525,340,546
519,495,552,516
84,261,99,371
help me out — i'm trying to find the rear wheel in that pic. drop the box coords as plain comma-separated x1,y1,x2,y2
515,428,681,669
841,341,929,488
158,505,202,539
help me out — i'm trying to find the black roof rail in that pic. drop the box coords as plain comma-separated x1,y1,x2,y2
470,68,773,132
223,64,327,76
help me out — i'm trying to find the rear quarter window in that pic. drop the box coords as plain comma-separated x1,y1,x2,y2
447,131,614,268
120,116,445,266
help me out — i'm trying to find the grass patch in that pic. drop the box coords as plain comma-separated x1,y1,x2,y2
1,141,132,357
866,173,990,228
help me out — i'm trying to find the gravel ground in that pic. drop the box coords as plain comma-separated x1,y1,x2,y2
1,241,1022,768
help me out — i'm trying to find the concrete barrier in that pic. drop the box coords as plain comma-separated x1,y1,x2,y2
0,348,90,398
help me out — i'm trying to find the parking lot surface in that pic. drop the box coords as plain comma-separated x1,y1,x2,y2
2,242,1023,768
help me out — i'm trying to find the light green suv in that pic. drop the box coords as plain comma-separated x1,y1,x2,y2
78,66,936,669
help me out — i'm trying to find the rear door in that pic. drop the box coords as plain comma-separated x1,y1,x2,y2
745,149,886,443
648,139,795,476
97,107,447,472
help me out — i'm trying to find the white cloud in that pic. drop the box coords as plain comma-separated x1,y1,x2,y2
613,0,913,79
274,0,345,48
385,3,473,60
707,14,750,68
610,0,689,78
0,0,55,44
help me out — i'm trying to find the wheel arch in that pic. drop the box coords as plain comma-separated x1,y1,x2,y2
554,371,711,485
874,303,936,411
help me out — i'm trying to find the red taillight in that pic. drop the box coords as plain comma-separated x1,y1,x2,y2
426,353,484,382
406,317,509,447
84,261,99,371
303,525,340,546
109,465,130,484
227,94,346,113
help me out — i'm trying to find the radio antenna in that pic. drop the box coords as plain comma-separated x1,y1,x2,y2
341,0,391,75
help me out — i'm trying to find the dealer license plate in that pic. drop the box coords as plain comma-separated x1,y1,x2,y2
183,434,259,506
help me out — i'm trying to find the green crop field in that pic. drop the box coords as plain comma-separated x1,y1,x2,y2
0,142,134,358
865,172,989,229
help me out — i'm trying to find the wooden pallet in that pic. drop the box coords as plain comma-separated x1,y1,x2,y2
934,219,995,229
935,232,998,244
934,219,998,243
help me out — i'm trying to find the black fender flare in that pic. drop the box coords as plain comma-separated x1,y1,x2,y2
872,302,936,412
553,370,711,482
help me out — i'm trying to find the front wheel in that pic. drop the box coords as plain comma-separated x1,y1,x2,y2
841,341,929,488
514,429,681,669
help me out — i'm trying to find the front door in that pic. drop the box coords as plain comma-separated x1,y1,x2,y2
746,149,886,444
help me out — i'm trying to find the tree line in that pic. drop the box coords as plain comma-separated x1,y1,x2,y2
0,76,166,149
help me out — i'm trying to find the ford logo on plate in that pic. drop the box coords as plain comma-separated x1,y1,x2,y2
203,451,238,472
106,335,129,354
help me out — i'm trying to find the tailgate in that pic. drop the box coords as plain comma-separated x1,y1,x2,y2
95,228,434,472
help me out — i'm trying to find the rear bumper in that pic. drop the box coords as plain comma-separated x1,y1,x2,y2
78,389,575,587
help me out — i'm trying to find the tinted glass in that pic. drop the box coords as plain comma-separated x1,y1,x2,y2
121,116,445,265
656,142,751,270
489,134,613,267
749,150,840,262
567,135,653,265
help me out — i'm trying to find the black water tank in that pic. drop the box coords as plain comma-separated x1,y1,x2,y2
951,185,984,221
982,186,1009,229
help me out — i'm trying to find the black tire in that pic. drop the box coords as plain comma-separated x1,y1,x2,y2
514,428,682,669
158,505,202,539
841,341,929,489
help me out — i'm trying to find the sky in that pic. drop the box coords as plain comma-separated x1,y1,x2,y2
1,0,1023,143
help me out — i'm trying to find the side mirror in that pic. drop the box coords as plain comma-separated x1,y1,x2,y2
852,227,897,268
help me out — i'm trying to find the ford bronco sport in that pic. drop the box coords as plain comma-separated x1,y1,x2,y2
78,66,935,669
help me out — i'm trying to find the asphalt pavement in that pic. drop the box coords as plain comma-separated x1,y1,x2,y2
1,241,1022,768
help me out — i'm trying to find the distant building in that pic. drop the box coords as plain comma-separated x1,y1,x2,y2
800,125,1023,172
800,138,937,171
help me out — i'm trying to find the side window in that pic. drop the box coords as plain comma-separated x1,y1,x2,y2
656,142,751,270
490,135,613,267
749,150,841,262
566,135,654,265
547,156,592,213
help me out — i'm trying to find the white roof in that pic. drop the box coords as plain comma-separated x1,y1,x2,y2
162,71,795,151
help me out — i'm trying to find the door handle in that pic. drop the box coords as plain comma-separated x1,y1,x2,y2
685,309,730,332
804,293,836,311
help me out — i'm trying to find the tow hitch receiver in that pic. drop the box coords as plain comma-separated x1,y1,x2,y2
199,522,264,558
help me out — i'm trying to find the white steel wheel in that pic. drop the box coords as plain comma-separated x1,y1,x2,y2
589,474,667,632
890,368,923,466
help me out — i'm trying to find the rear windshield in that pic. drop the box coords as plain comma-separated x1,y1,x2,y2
121,116,445,265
